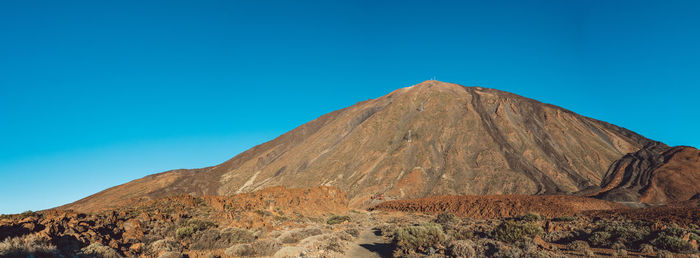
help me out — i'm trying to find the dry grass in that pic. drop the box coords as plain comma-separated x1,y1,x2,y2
0,234,60,258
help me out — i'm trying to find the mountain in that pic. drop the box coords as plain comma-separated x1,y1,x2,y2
60,80,666,211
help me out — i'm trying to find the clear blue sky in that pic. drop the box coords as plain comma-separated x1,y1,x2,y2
1,0,698,214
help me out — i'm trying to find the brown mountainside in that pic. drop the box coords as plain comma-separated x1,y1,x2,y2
593,144,700,205
61,81,663,211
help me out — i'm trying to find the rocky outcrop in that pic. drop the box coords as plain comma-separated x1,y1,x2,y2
2,186,347,257
60,80,661,211
594,145,700,205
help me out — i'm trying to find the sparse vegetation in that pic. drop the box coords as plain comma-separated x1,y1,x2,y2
393,223,447,255
520,212,541,222
567,240,590,251
191,227,255,250
326,215,351,225
0,234,60,258
277,227,322,244
492,220,543,243
448,240,476,257
651,233,694,253
78,243,122,258
175,219,217,239
175,226,195,239
552,216,575,222
586,220,650,248
148,238,182,254
434,212,456,225
587,231,612,247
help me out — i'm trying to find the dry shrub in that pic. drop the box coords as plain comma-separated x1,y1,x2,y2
552,216,575,222
448,240,476,257
344,227,360,238
376,223,398,238
393,223,447,255
148,238,182,255
191,227,255,250
327,215,351,225
225,243,253,256
157,251,183,258
78,243,122,258
434,212,456,225
651,226,695,253
587,221,650,248
322,235,346,253
520,212,541,222
567,240,591,253
175,226,194,239
492,220,543,243
277,227,322,244
226,239,282,256
250,239,282,255
640,243,655,254
0,234,60,258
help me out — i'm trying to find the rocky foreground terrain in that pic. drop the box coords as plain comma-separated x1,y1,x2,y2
1,186,700,257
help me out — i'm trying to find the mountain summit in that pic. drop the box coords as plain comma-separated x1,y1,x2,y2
62,81,665,211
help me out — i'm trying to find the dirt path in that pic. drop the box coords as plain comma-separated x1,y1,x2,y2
346,228,392,258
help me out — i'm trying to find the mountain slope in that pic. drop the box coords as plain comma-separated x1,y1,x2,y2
60,80,661,211
593,144,700,205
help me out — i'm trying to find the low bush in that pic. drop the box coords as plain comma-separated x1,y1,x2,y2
250,239,282,256
326,215,351,225
277,227,322,244
448,240,476,257
157,251,183,258
543,230,575,243
225,243,253,256
344,228,360,238
651,235,694,253
148,238,182,254
322,236,345,253
640,243,655,254
492,220,543,243
191,227,256,250
175,219,217,239
434,212,456,225
587,231,612,247
587,221,650,248
567,240,590,251
175,226,195,239
650,226,695,253
78,243,122,258
657,250,675,258
0,234,60,258
520,212,541,222
448,227,474,240
186,219,216,231
552,216,575,222
393,223,447,255
225,239,282,257
376,223,398,238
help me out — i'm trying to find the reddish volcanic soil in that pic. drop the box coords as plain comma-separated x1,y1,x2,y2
583,198,700,226
368,194,625,219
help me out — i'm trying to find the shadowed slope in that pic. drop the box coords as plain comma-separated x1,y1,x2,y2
60,81,660,211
